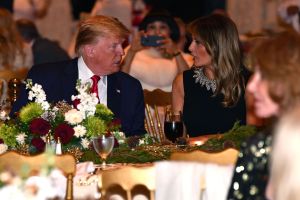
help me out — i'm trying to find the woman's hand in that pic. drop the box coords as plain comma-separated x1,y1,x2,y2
129,31,145,53
157,35,179,56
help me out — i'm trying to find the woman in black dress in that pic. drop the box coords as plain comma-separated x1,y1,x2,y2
172,14,247,137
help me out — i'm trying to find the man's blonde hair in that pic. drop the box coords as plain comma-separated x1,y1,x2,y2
75,15,130,56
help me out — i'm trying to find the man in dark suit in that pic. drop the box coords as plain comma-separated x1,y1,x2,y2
16,18,70,65
11,15,146,137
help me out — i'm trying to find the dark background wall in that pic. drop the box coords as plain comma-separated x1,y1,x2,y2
147,0,226,23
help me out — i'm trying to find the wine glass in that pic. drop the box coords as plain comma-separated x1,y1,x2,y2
92,135,115,168
164,110,184,143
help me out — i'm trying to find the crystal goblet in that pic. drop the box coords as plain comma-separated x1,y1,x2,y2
92,135,114,168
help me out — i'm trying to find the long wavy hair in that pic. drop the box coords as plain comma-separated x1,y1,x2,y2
0,8,25,69
188,14,244,107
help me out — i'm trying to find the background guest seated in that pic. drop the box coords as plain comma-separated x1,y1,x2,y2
172,14,247,137
16,18,70,65
227,30,300,200
121,9,192,92
11,15,146,137
0,8,32,72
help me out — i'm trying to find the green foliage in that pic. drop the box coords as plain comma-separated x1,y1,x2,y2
95,104,114,123
84,116,106,137
0,124,19,147
81,123,257,164
19,103,43,124
51,112,65,129
199,122,256,151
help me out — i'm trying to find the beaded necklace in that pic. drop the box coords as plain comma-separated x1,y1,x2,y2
193,67,216,92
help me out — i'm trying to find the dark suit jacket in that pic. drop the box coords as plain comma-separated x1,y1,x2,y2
32,37,70,65
11,58,146,136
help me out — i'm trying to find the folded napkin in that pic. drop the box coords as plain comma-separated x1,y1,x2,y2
74,162,98,199
76,161,95,175
155,161,234,200
155,161,204,200
204,164,234,200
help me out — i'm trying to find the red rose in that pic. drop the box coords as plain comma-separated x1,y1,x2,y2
111,118,121,126
107,118,122,131
31,137,46,152
73,99,81,109
54,123,75,144
29,118,51,136
0,138,3,144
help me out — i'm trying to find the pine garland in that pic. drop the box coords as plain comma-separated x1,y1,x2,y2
80,123,257,164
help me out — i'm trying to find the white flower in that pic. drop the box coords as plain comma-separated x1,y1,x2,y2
139,139,145,146
16,133,27,145
81,138,90,149
0,143,8,154
65,109,83,125
26,81,50,111
41,136,46,142
118,139,125,144
71,81,99,118
73,125,86,138
0,111,8,121
112,131,125,144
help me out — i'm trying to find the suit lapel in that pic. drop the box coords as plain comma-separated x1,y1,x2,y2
107,73,121,117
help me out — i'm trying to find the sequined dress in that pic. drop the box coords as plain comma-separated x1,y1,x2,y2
183,68,247,137
227,131,272,200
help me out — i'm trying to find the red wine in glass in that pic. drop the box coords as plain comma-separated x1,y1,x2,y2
164,121,184,142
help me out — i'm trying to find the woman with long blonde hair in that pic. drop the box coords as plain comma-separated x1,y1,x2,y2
0,8,32,71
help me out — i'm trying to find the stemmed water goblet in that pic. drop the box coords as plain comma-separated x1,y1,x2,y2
92,135,115,169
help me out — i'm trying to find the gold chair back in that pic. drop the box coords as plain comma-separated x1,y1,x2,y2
0,69,28,104
100,166,155,200
170,148,239,165
0,151,76,200
143,89,172,141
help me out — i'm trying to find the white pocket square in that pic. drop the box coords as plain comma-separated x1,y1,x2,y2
116,89,121,93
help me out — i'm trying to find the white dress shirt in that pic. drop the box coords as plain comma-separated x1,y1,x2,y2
77,57,107,106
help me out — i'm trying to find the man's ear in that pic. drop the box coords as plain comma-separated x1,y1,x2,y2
83,45,95,57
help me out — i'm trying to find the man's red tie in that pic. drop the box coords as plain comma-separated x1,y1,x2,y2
90,75,100,102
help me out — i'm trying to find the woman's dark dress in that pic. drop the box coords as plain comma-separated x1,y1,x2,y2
227,131,272,200
183,68,246,137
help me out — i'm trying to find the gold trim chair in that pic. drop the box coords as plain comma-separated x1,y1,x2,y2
100,166,155,200
143,89,172,141
170,148,239,165
0,151,76,200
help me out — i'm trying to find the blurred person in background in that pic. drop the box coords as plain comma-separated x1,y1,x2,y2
16,18,70,65
121,9,192,92
0,8,32,71
90,0,132,30
227,30,300,200
278,0,300,32
266,105,300,200
13,0,51,21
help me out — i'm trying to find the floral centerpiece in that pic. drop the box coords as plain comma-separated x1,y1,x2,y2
0,79,124,158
